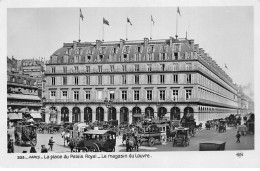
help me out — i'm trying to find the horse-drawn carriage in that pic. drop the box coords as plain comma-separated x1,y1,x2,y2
218,120,226,133
75,130,116,152
138,123,168,146
172,127,190,147
14,123,37,146
226,114,236,127
181,116,196,137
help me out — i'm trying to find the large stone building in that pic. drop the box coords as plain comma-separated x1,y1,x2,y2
44,37,239,124
7,57,42,120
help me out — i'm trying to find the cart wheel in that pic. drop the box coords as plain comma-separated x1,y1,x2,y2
160,135,167,144
31,138,37,146
82,147,88,152
149,138,155,146
89,143,100,152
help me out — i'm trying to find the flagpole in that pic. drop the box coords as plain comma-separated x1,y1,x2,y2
126,21,128,41
176,8,178,38
150,19,152,40
79,9,81,42
102,22,104,41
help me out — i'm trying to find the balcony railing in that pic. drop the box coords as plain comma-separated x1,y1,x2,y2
45,98,200,103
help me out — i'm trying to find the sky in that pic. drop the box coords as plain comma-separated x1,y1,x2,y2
7,6,254,89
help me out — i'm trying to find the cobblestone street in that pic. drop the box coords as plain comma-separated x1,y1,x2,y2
8,125,254,153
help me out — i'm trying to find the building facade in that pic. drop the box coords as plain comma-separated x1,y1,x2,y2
7,57,42,120
44,37,238,124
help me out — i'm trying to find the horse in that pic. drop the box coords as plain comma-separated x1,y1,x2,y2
126,135,139,152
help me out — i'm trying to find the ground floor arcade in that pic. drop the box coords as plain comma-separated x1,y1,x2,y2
44,103,237,125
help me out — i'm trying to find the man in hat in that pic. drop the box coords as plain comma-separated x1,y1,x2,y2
41,145,48,153
48,137,55,151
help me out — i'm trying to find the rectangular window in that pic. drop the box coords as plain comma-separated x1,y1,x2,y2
51,67,55,73
173,74,178,83
63,77,67,85
97,91,102,100
187,74,191,83
63,66,67,73
123,65,126,72
122,90,127,100
99,55,103,62
147,64,152,71
175,44,180,51
62,91,68,99
148,54,153,61
147,75,152,84
86,76,90,85
51,77,55,85
122,75,127,84
98,76,102,85
135,64,139,71
173,90,178,101
86,66,90,72
174,52,179,60
186,89,192,100
98,66,102,72
109,91,115,100
74,91,79,101
173,63,179,71
75,76,79,85
147,90,152,101
134,90,140,101
161,53,166,60
74,66,78,71
50,91,56,98
110,65,114,72
160,90,165,100
160,64,165,71
186,63,192,70
160,75,165,84
110,75,114,85
135,75,139,84
85,91,91,100
137,46,141,53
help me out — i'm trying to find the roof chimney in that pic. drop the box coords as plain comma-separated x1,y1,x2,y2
194,44,199,51
169,37,173,46
120,39,125,49
73,41,77,49
188,39,194,47
96,40,102,49
144,38,149,47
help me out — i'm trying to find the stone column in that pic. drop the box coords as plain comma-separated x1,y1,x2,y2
104,107,108,121
116,106,120,124
129,110,133,124
57,107,61,124
80,106,85,123
92,106,96,122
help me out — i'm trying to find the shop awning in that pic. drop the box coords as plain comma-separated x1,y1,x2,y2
7,94,41,101
8,113,23,120
30,112,42,119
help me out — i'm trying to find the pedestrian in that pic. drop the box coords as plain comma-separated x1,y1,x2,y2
41,145,48,153
236,131,241,143
48,137,55,151
30,146,37,153
7,139,14,153
68,139,75,153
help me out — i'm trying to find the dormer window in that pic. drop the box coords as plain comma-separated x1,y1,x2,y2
87,48,93,55
77,48,82,55
65,48,71,55
174,52,179,60
99,47,106,54
112,47,117,54
148,45,154,53
161,45,167,53
124,46,130,53
99,55,104,62
174,44,180,52
137,46,141,53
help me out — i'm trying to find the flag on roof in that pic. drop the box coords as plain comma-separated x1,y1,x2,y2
127,17,132,25
225,64,228,69
151,15,155,25
103,18,109,25
80,8,84,21
177,7,181,16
